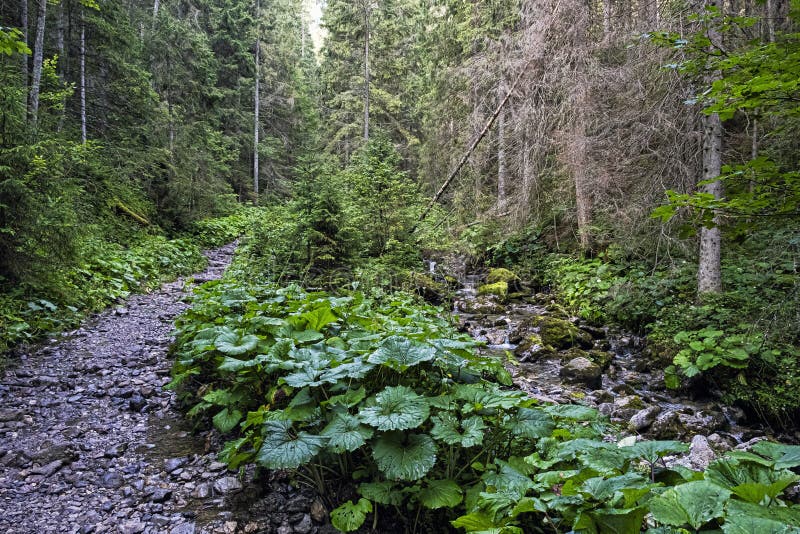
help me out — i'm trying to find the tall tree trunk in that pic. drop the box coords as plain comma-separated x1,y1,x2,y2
253,0,260,201
153,0,160,18
56,1,66,132
697,1,724,295
496,81,508,209
363,3,370,141
697,112,723,294
80,11,87,144
29,0,47,128
21,0,28,108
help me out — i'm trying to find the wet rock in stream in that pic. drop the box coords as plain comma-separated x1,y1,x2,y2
0,242,333,534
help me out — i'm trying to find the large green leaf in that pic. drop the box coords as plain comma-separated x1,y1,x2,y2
367,335,437,371
358,481,403,506
431,413,485,447
321,412,373,453
506,408,555,439
359,386,430,431
419,479,463,509
212,407,243,433
649,480,731,530
625,440,689,463
754,442,800,470
372,432,437,481
256,420,326,469
331,498,372,533
583,507,648,534
215,331,260,355
579,473,650,501
300,304,339,331
722,500,800,533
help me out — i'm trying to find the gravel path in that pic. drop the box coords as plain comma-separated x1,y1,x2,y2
0,244,329,534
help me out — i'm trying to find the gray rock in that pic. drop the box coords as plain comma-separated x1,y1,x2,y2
559,357,602,388
100,471,124,489
0,409,25,422
277,523,293,534
119,520,146,534
690,435,716,469
629,406,662,431
293,514,313,534
164,457,187,473
30,459,64,478
150,487,173,503
128,394,147,412
170,524,196,534
104,442,128,458
191,482,211,499
213,476,243,494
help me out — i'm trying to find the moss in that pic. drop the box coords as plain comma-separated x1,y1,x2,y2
487,268,521,285
513,333,557,361
531,316,593,350
477,281,508,300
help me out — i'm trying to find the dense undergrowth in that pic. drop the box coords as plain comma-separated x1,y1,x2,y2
170,239,800,533
0,211,252,356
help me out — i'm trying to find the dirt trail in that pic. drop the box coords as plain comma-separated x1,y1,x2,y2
0,245,245,534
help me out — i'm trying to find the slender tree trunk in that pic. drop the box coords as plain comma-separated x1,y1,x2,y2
80,11,87,144
253,0,260,201
56,2,66,132
496,81,508,209
153,0,160,18
697,1,724,295
363,3,370,141
29,0,48,128
697,112,723,294
21,0,29,107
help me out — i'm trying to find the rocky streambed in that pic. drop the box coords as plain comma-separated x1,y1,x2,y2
446,267,796,466
0,243,332,534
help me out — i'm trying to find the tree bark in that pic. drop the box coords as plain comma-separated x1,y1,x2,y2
697,0,724,295
29,0,47,128
697,112,723,294
21,0,28,107
363,2,370,141
496,81,508,209
253,0,260,201
153,0,160,19
80,11,87,144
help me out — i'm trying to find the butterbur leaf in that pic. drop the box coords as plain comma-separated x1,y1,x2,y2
419,479,463,509
753,441,800,470
215,331,259,355
587,507,648,534
358,481,403,506
367,335,437,371
212,408,243,433
431,413,485,447
331,498,372,533
321,413,373,453
359,386,430,431
372,432,437,481
544,404,601,421
626,440,688,463
301,305,338,331
649,480,730,530
507,408,555,439
256,420,326,469
723,500,800,533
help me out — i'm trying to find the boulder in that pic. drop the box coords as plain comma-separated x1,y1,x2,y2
477,281,508,301
513,334,557,362
456,296,506,315
629,406,662,431
531,316,593,349
408,273,446,304
689,435,716,469
486,268,522,292
560,347,613,369
559,357,602,388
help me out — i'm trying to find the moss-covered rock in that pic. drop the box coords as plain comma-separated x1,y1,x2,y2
560,357,602,388
456,296,506,315
513,333,557,362
477,281,508,300
486,268,522,292
530,316,593,350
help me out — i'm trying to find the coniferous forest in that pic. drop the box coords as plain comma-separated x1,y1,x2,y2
1,0,800,532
